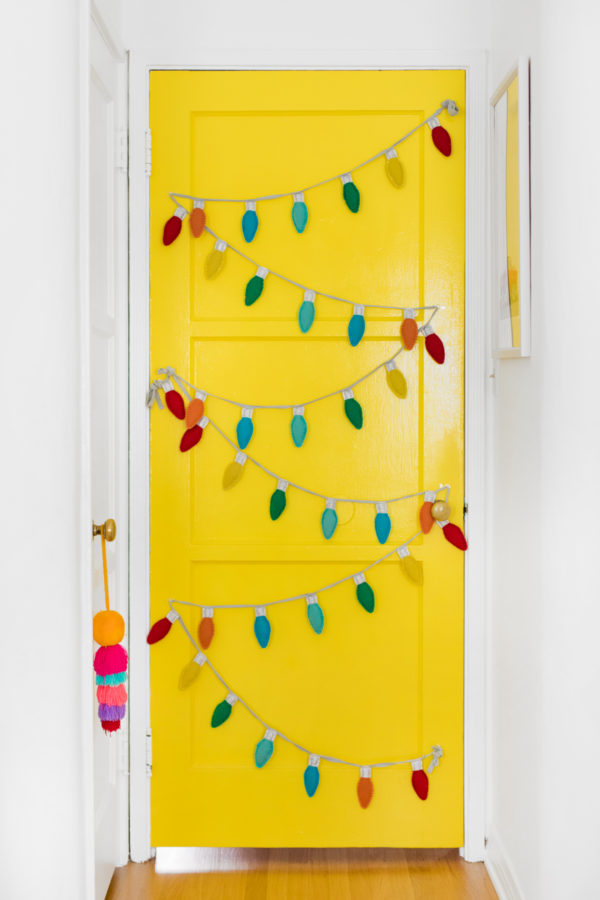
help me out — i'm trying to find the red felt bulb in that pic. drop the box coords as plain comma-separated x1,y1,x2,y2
442,522,468,551
357,776,374,809
198,616,215,649
431,125,452,157
425,332,445,365
165,388,185,420
163,215,183,245
412,768,429,800
147,616,173,644
180,424,204,452
101,720,121,733
420,501,434,535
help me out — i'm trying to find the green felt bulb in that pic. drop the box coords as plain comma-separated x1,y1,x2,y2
343,180,360,213
270,487,287,520
344,396,363,429
245,273,265,306
211,698,234,728
356,580,375,613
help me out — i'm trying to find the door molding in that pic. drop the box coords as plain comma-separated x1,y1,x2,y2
128,49,487,862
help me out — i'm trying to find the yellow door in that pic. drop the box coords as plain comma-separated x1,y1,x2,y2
149,70,465,847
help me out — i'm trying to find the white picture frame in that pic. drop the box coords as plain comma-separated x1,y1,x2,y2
491,56,531,358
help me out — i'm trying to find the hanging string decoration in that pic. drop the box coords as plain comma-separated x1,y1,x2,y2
177,224,444,349
147,603,445,806
147,519,464,650
162,99,459,244
93,533,128,734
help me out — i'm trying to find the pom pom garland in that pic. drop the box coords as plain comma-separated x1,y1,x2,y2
93,531,128,735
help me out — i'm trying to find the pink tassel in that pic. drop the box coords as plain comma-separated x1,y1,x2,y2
97,684,127,706
94,643,128,676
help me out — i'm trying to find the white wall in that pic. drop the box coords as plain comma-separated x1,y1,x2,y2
0,2,94,899
488,2,600,898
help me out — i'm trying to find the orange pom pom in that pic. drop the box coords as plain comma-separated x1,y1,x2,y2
93,609,125,646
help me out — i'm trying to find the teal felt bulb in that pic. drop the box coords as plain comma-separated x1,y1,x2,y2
306,602,325,634
255,737,274,768
344,397,363,429
298,300,315,333
236,415,254,449
356,581,375,613
211,699,233,728
242,208,259,242
348,313,366,347
321,507,338,540
291,414,307,447
254,614,271,648
304,764,320,797
245,274,265,306
291,200,308,233
343,180,360,213
374,512,392,544
270,488,287,520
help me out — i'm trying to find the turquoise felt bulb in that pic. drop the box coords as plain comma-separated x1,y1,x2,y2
291,200,308,233
236,416,253,449
241,209,259,242
304,764,320,797
255,737,274,768
306,602,325,634
291,414,307,447
343,180,360,213
374,512,392,544
344,397,363,429
270,488,287,520
348,313,366,347
298,300,315,333
356,581,375,613
321,507,338,540
254,614,271,648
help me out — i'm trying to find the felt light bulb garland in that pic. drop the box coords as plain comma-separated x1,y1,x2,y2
189,200,206,237
198,608,215,649
164,381,186,420
397,545,424,585
147,609,180,644
205,239,227,279
236,408,254,450
374,502,392,544
178,652,206,691
163,206,187,245
343,389,363,429
180,416,208,452
290,407,308,448
185,391,206,428
385,361,408,399
419,491,437,534
223,452,247,489
163,99,459,240
353,573,375,613
298,290,316,333
321,499,338,540
254,607,271,648
269,480,288,520
348,305,366,347
401,310,419,350
306,595,325,634
245,267,268,306
423,324,446,364
149,606,445,807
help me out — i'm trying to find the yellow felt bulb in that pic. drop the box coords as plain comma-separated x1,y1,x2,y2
223,452,246,489
397,547,424,585
178,652,206,690
384,149,404,188
385,361,407,399
205,239,226,279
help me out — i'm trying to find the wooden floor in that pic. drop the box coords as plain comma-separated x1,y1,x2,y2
107,848,497,899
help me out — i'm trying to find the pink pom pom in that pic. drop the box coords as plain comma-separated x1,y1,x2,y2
94,643,128,676
97,684,127,706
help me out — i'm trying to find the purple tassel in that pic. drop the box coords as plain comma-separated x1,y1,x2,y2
98,703,126,721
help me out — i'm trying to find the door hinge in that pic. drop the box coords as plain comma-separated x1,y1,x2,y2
464,502,469,516
146,729,153,777
145,129,152,176
115,129,128,172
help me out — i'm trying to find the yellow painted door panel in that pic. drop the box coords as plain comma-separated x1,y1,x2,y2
149,70,465,847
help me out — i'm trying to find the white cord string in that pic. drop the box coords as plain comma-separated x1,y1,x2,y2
168,101,456,205
191,410,451,507
196,224,442,314
169,602,442,770
152,338,425,411
170,531,426,610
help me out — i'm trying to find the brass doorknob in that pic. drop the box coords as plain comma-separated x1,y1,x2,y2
92,518,117,541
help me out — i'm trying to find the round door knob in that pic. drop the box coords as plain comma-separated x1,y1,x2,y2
92,518,117,541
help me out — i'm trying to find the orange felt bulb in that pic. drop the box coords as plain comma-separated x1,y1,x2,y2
357,773,374,809
93,609,125,646
185,396,205,428
401,316,418,350
420,501,434,534
198,614,214,649
190,205,206,237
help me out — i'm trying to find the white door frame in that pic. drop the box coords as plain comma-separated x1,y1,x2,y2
128,49,488,863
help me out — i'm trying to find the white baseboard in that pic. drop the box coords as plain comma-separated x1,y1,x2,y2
485,826,525,900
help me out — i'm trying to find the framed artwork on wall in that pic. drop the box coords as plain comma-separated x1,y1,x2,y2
491,56,531,358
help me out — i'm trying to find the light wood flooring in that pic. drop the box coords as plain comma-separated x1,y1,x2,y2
107,848,498,899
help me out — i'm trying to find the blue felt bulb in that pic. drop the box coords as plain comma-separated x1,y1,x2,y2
374,512,392,544
255,736,274,768
254,614,271,648
304,764,320,797
291,413,308,448
348,311,366,347
291,200,309,234
242,208,259,243
306,600,325,634
321,506,338,540
236,414,254,449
